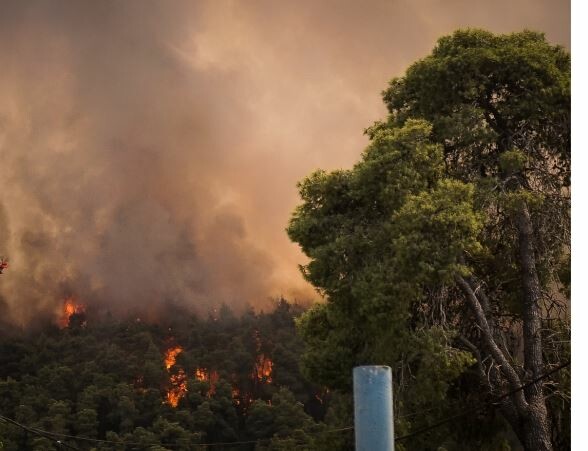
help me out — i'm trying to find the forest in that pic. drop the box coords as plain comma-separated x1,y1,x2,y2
0,299,356,450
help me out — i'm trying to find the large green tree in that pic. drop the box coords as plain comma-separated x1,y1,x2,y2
288,29,569,450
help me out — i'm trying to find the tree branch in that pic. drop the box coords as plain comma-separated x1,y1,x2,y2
455,274,529,415
458,335,487,382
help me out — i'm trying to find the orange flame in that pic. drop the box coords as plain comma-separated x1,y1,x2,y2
164,345,187,407
59,298,85,328
253,354,273,383
251,330,273,383
233,389,254,409
195,367,208,381
164,346,182,370
195,367,219,396
166,369,187,407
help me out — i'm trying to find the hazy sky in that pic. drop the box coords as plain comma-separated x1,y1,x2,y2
0,0,570,324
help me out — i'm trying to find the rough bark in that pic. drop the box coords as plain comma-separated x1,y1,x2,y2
516,204,545,385
521,403,553,451
516,203,552,451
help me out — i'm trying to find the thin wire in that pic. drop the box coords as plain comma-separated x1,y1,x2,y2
394,360,570,442
27,426,261,449
32,425,354,449
4,419,354,449
0,414,80,450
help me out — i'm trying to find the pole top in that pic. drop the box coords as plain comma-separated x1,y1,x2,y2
353,365,392,375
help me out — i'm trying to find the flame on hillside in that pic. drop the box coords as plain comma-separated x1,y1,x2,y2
167,369,187,407
163,332,274,408
253,354,273,383
232,386,254,409
195,367,219,397
59,298,86,328
164,346,182,370
252,329,273,383
195,368,207,381
164,344,187,407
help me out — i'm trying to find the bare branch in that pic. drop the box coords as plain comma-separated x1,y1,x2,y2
455,274,529,415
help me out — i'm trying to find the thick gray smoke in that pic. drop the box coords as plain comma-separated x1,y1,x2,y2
0,0,569,325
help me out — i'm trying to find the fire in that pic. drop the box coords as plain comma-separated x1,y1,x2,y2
164,346,182,370
251,330,273,383
166,369,187,407
161,333,275,409
164,344,187,407
195,368,207,381
231,387,254,409
59,298,85,328
253,354,273,383
195,367,219,396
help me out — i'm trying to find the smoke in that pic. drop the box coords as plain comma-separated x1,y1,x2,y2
0,0,569,324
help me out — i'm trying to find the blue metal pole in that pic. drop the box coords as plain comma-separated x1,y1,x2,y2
353,365,394,451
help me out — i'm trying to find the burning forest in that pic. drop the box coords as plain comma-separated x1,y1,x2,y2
0,300,336,449
58,298,86,328
0,1,570,449
163,344,187,407
161,328,276,410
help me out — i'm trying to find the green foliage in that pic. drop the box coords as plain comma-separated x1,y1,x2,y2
498,149,527,174
288,28,569,449
390,179,483,283
384,30,569,151
0,300,353,450
289,118,476,387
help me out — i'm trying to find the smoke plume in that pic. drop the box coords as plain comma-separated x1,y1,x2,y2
0,0,569,324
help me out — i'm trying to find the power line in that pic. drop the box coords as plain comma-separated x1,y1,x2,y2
394,360,570,442
1,417,353,449
0,414,80,450
11,423,257,449
31,428,263,449
39,425,354,448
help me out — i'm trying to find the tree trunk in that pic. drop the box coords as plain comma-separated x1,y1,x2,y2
516,203,553,451
458,201,554,450
520,401,553,451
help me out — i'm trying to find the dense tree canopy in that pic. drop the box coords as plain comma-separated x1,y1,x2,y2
0,301,354,450
288,29,569,450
